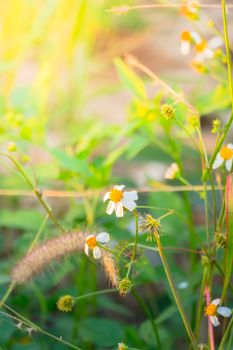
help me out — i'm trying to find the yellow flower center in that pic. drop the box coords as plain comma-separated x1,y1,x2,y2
181,31,191,42
205,303,217,316
195,39,207,53
86,236,97,249
109,189,123,203
220,146,233,160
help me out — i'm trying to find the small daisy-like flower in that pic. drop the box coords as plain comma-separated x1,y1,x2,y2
180,1,200,21
164,163,179,180
204,298,232,327
213,144,233,171
180,30,201,56
103,185,138,218
85,232,110,260
57,295,75,312
180,31,192,55
193,36,223,63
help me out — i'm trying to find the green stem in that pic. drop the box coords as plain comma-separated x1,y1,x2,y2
194,268,208,339
132,290,161,349
2,153,65,233
3,304,83,350
74,288,118,301
203,0,233,181
29,214,49,252
153,230,198,349
126,211,139,278
218,315,233,350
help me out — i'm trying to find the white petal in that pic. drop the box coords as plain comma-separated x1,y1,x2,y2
121,198,137,212
96,232,110,244
212,298,221,306
93,246,101,259
217,307,232,317
114,185,125,191
225,158,233,172
210,316,220,327
106,201,115,215
115,202,124,217
123,191,138,201
181,41,191,56
191,31,201,44
227,143,233,150
213,153,224,169
203,48,214,59
84,243,89,256
208,36,223,49
103,192,110,202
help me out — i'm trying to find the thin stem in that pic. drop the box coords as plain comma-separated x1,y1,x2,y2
153,230,198,349
132,290,161,349
2,153,65,233
194,268,208,339
205,286,215,350
2,304,83,350
0,283,15,309
74,288,118,301
126,211,139,278
203,0,233,181
28,214,49,252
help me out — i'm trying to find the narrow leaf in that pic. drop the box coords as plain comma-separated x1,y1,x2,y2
221,174,233,300
114,58,147,100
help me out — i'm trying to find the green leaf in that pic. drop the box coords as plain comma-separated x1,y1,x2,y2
79,317,123,347
114,57,147,100
221,174,233,300
195,84,231,114
0,210,43,231
126,135,150,159
49,148,89,175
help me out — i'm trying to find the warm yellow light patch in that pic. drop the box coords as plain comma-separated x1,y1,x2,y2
205,304,217,316
109,189,123,202
195,40,207,53
181,31,191,42
86,236,97,249
220,146,233,160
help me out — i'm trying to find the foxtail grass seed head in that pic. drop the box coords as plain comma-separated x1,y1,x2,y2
119,277,133,296
160,104,175,120
11,232,87,284
118,343,128,350
57,295,74,312
215,232,227,248
101,251,119,288
7,142,17,152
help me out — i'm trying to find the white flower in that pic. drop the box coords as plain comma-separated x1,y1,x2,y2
164,163,179,180
213,144,233,171
84,232,110,260
205,298,232,327
194,36,223,63
103,185,138,218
